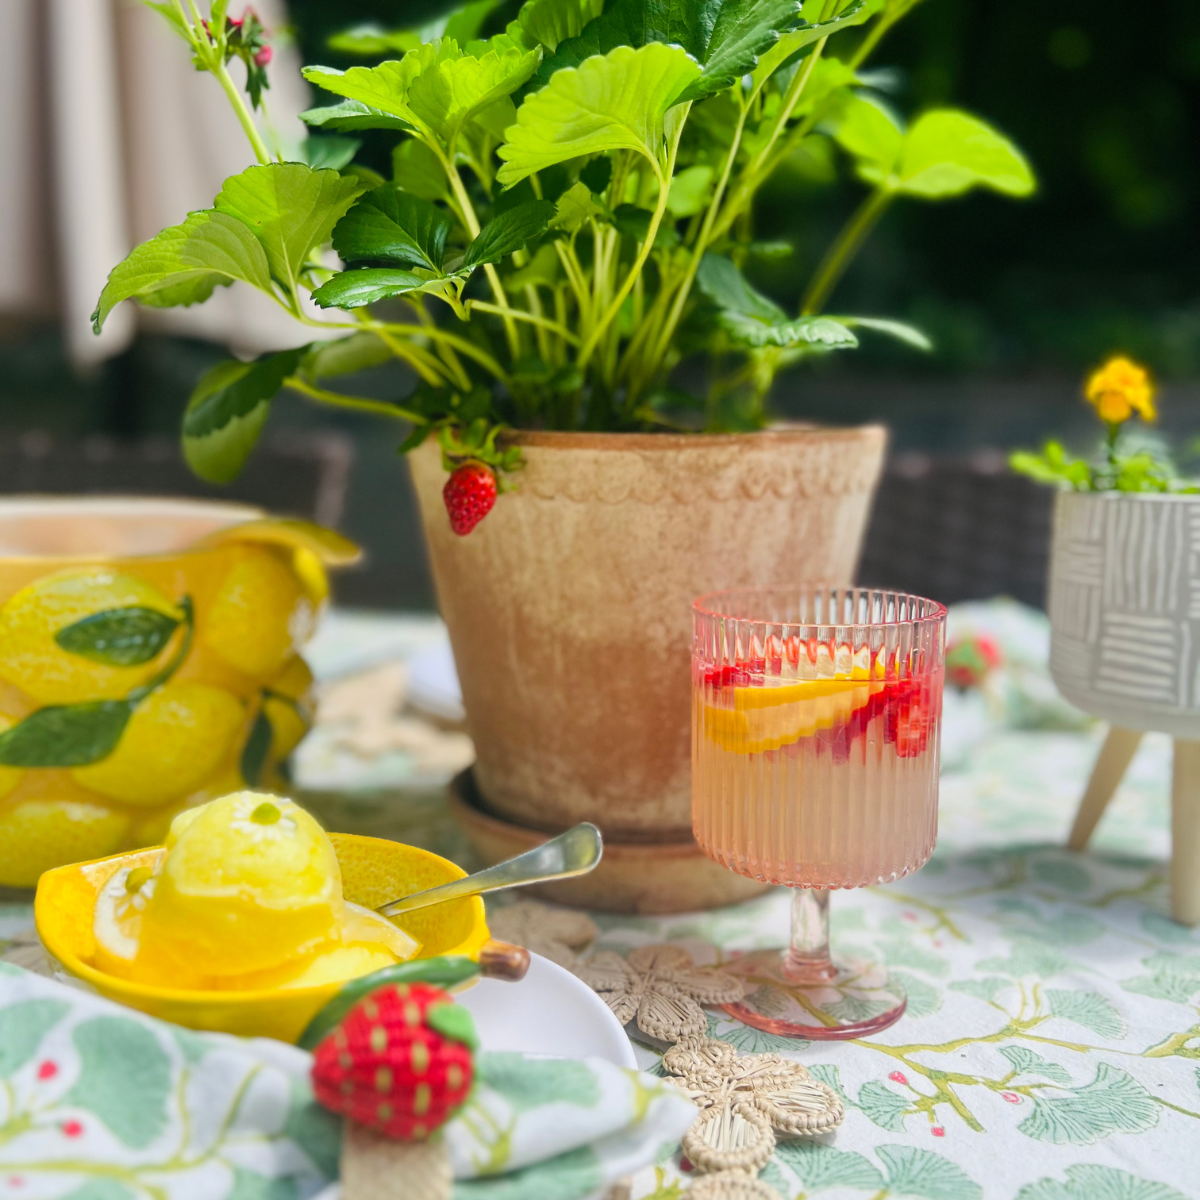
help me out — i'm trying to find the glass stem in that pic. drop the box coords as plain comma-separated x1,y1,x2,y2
783,888,838,983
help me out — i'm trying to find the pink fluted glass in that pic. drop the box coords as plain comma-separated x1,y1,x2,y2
692,587,946,1038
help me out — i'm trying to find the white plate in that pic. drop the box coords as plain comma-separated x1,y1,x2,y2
458,952,636,1068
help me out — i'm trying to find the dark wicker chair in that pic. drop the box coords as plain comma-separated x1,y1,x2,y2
0,431,353,527
858,450,1053,609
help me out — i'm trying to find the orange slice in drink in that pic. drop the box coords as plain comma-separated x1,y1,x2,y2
704,677,886,754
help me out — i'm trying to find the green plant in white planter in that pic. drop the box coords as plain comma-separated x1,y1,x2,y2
97,0,1035,535
1014,357,1200,925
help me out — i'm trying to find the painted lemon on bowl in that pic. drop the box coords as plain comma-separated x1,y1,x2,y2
0,499,359,888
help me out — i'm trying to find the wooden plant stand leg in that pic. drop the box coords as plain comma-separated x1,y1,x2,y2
1067,727,1144,851
1172,740,1200,926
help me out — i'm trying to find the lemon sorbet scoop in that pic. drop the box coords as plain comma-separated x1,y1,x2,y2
92,791,417,990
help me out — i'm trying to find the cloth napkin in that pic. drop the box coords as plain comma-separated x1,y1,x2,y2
0,963,695,1200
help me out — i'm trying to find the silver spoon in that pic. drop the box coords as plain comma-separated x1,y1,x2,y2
377,822,603,918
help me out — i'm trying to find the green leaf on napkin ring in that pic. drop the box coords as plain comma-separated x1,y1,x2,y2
298,955,481,1051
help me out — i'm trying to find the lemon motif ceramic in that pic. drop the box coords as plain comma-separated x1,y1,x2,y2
0,499,360,887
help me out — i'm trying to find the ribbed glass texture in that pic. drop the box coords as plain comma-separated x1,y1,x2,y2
692,588,946,890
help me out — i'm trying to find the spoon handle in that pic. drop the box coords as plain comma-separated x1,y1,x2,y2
378,822,603,917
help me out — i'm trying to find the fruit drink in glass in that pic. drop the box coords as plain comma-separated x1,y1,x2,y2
693,587,945,1038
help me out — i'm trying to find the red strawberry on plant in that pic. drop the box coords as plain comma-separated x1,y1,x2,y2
443,461,497,536
311,982,477,1140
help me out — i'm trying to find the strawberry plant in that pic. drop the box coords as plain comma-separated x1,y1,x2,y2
97,0,1035,531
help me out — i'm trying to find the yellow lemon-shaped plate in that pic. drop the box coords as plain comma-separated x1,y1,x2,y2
35,833,489,1044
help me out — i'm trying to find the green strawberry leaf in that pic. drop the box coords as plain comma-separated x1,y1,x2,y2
329,3,502,56
832,98,1036,199
697,253,857,349
426,1000,480,1050
303,43,465,136
697,251,786,321
464,200,556,267
751,0,870,86
333,187,453,271
214,163,367,294
65,1017,172,1150
327,25,423,56
517,0,605,52
408,44,542,150
300,99,413,134
530,0,802,100
302,332,394,381
895,109,1036,198
311,268,456,310
55,607,181,666
681,0,804,102
181,347,308,485
836,315,932,350
526,0,645,91
830,90,906,182
0,701,133,767
302,135,362,171
498,43,701,187
91,210,273,333
667,164,715,216
0,999,69,1076
394,139,451,201
549,183,604,234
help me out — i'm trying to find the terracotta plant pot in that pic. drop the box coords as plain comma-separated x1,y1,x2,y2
409,427,887,863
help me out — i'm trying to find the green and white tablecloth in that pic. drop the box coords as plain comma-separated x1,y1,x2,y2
4,602,1199,1200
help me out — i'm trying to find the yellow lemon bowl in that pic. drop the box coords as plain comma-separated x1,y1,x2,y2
34,832,489,1044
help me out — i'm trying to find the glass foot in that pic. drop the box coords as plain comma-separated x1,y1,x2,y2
721,948,907,1040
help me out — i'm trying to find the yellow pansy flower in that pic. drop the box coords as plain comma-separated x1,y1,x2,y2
1085,356,1156,425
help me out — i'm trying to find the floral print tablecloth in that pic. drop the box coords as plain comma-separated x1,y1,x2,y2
4,603,1199,1200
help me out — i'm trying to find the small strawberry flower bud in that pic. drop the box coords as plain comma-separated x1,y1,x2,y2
931,1126,945,1137
889,1071,908,1085
1001,1091,1021,1104
254,45,273,67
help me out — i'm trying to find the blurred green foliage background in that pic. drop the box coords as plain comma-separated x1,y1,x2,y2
288,0,1200,379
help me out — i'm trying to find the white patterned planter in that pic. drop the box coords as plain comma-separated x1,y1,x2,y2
1048,491,1200,739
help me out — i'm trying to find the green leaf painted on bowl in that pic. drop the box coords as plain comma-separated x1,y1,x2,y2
55,607,181,667
0,701,133,768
